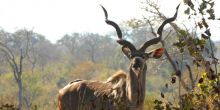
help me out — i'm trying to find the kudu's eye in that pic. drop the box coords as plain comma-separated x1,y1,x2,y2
141,55,145,59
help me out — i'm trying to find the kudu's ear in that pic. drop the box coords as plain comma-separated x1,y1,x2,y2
122,46,132,59
147,48,164,59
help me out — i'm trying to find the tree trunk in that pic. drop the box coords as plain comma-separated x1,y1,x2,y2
24,96,31,110
17,76,23,110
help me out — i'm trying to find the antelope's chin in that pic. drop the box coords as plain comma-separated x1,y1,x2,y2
132,67,141,73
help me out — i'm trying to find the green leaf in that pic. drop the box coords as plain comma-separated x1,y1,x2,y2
206,9,214,14
179,30,188,36
184,8,190,15
209,2,215,8
199,78,204,83
204,29,211,36
202,18,209,28
200,2,207,11
208,13,215,20
198,22,203,29
184,0,195,10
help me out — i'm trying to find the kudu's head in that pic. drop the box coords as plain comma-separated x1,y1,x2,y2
117,37,164,76
101,5,179,76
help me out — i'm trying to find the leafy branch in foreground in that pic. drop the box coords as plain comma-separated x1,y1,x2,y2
148,0,220,109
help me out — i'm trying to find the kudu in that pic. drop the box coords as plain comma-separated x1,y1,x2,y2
58,5,179,110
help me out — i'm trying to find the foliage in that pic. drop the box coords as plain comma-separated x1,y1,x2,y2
153,72,220,110
125,0,220,109
137,0,220,109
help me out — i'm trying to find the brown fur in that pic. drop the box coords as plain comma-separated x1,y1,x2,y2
58,71,128,110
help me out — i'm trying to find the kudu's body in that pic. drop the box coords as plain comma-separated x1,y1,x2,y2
58,5,179,110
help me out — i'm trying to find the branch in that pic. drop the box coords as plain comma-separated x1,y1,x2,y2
0,42,15,60
186,63,195,89
19,49,23,76
0,42,20,81
23,30,32,58
147,20,157,37
146,1,181,35
5,55,19,82
147,19,190,91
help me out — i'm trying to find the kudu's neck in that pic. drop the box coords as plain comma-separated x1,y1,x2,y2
127,64,147,108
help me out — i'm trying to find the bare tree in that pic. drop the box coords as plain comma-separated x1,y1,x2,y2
0,30,31,110
57,5,179,110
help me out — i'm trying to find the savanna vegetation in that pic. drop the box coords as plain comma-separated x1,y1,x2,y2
0,0,220,110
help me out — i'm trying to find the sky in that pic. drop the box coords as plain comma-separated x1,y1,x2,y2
0,0,219,43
